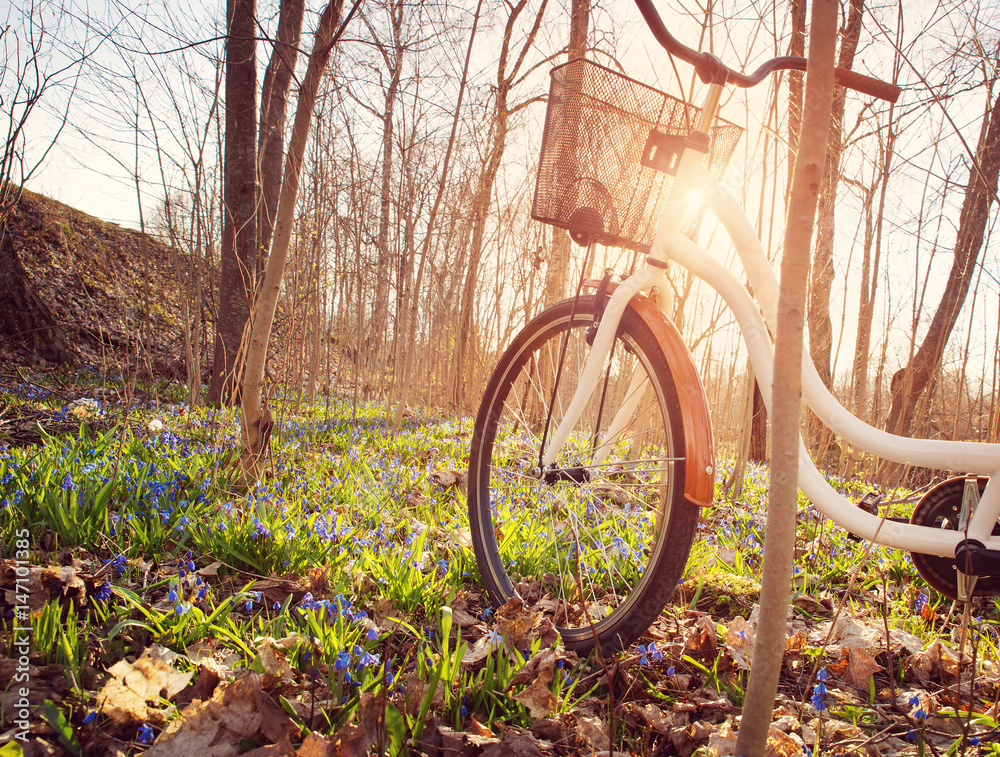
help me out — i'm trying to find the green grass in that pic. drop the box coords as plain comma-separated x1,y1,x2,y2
2,370,999,754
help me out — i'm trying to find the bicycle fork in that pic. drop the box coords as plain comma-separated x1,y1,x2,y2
538,263,667,471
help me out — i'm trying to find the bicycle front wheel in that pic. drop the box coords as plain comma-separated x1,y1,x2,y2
468,294,696,653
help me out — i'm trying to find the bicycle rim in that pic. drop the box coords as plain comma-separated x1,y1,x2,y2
468,295,695,653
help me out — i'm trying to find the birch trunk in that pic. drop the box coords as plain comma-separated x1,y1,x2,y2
240,0,346,482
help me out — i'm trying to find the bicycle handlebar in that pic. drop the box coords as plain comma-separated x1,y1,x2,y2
633,0,902,103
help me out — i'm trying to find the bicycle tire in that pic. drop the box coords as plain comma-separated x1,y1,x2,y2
468,294,697,654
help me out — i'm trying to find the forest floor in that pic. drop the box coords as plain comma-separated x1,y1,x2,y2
1,364,999,757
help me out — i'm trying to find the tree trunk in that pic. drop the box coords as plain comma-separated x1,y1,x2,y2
785,0,807,175
749,380,767,460
885,83,1000,436
211,0,258,405
369,0,405,378
807,0,863,389
851,111,895,420
257,0,305,271
735,1,837,752
241,0,346,482
542,0,588,309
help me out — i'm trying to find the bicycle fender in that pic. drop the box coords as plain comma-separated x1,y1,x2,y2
604,283,716,507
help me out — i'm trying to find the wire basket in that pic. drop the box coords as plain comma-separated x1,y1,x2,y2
531,58,743,250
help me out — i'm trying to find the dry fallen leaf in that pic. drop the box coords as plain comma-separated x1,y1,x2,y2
824,718,863,742
685,615,718,655
295,733,332,757
512,649,559,719
430,469,465,489
495,597,560,650
451,606,479,627
98,645,193,724
706,721,738,754
240,739,297,757
97,678,156,724
839,646,884,690
198,561,224,577
573,713,610,752
784,631,807,653
417,716,502,757
624,702,671,734
147,673,297,756
256,639,297,686
483,730,548,757
821,615,884,655
765,724,804,757
724,616,754,670
1,563,86,611
910,639,961,684
462,635,495,666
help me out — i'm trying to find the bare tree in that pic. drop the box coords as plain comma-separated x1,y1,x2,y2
808,0,865,390
392,0,485,430
241,0,349,481
362,0,406,373
542,0,588,309
211,0,259,404
452,0,551,409
257,0,306,272
886,72,1000,437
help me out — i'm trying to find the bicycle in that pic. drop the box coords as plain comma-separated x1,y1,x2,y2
468,0,1000,655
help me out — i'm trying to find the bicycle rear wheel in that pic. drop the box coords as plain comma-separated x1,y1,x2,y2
468,294,696,653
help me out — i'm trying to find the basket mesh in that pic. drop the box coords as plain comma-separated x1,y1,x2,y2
532,58,743,250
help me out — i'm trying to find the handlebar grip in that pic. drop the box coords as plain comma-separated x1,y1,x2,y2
834,67,902,103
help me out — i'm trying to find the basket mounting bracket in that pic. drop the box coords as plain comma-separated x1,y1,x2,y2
641,130,686,175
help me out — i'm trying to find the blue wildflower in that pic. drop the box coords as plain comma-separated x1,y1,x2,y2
334,651,351,671
485,628,503,650
811,681,827,712
358,651,379,668
136,723,155,744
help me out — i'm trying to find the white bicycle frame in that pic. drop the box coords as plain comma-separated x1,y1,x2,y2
540,82,1000,561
